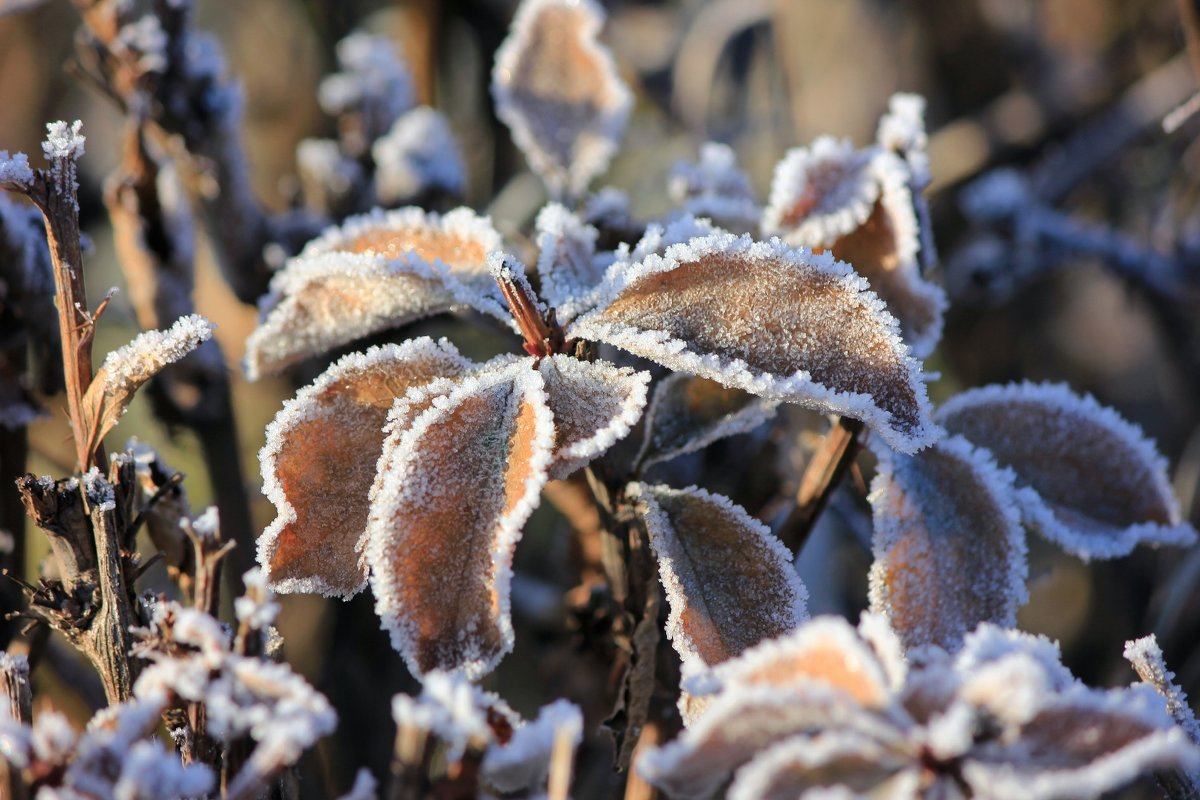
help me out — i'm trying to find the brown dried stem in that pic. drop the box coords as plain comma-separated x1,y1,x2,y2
776,416,866,555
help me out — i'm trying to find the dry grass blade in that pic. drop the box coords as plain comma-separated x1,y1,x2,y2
366,364,554,679
939,382,1198,559
635,484,808,673
492,0,632,198
257,338,474,598
571,234,939,453
868,436,1028,653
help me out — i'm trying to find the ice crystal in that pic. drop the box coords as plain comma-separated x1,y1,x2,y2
571,233,939,453
492,0,632,197
235,568,280,632
868,435,1028,653
244,207,507,378
939,382,1198,559
635,483,808,676
641,615,1200,799
43,120,86,162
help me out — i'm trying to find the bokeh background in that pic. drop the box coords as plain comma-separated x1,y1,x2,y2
3,0,1200,796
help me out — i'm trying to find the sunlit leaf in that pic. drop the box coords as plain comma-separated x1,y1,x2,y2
939,382,1198,559
570,233,939,453
763,136,945,357
365,363,555,679
244,207,506,379
257,338,477,597
635,373,776,470
491,0,632,198
868,435,1028,653
876,93,938,273
538,354,648,478
81,315,214,456
635,484,808,673
534,202,604,322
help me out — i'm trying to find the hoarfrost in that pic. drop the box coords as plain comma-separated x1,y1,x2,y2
366,365,554,679
868,435,1028,653
570,233,939,453
491,0,632,197
245,206,507,378
0,149,33,187
482,699,583,793
533,202,603,321
538,354,648,478
938,382,1198,559
634,483,808,675
257,338,474,598
1124,634,1200,746
43,120,86,162
667,143,761,229
373,107,466,204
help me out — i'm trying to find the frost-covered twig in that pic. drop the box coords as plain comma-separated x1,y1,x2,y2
1125,634,1200,800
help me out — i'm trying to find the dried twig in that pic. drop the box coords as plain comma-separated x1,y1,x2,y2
776,416,865,555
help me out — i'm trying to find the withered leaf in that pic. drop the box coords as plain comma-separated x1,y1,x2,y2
81,315,214,458
635,373,776,470
537,354,648,479
366,363,554,679
244,207,506,379
764,138,945,358
570,233,939,453
491,0,632,198
939,382,1198,559
868,435,1028,653
635,483,808,673
257,338,476,598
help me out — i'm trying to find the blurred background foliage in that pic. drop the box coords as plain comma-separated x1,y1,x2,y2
3,0,1200,796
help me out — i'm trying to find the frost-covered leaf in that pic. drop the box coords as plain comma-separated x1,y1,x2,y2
373,107,466,205
693,617,894,713
81,315,214,455
570,233,939,453
538,354,648,478
635,373,776,470
491,0,632,198
391,670,517,762
638,685,898,799
961,687,1200,800
939,382,1198,559
728,731,914,800
668,143,761,230
763,137,877,244
244,207,506,379
868,435,1027,653
483,699,583,793
258,338,476,598
635,484,808,673
876,93,937,273
764,136,944,357
534,203,604,322
366,363,554,678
